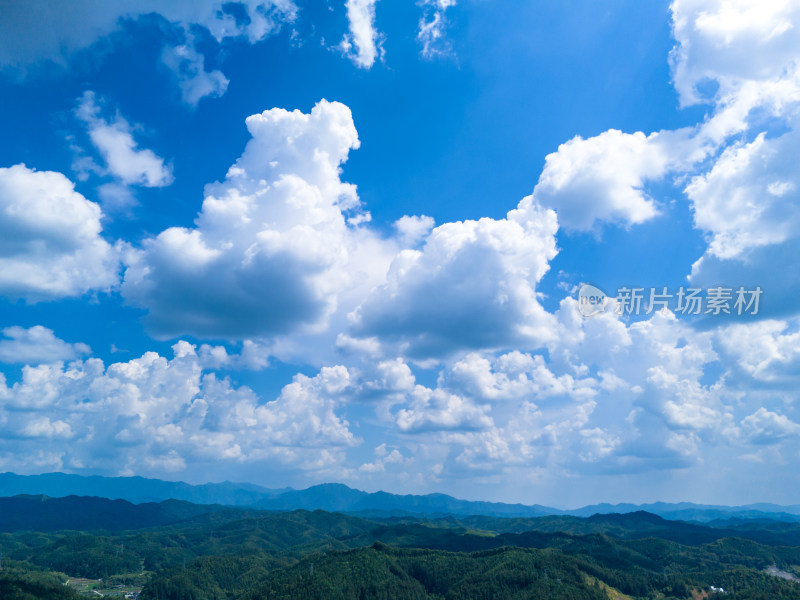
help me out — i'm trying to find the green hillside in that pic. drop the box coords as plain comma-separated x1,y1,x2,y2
1,495,799,599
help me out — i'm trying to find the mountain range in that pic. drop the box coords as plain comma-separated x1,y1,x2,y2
2,471,799,522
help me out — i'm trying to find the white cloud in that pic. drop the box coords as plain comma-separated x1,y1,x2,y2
418,0,457,59
0,164,120,300
670,0,800,106
358,443,404,472
340,0,382,69
445,351,596,402
393,214,435,248
668,1,800,318
531,1,800,238
122,100,392,340
5,0,800,499
686,125,800,319
531,129,690,232
716,318,800,383
645,365,724,431
0,326,90,365
76,92,173,188
395,386,492,433
687,130,800,260
349,196,558,358
161,41,229,107
0,342,358,479
195,340,272,371
536,301,740,473
741,407,800,445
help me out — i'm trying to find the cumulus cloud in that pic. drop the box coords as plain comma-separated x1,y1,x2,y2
670,0,800,106
445,351,596,402
340,0,382,69
536,301,739,473
0,342,357,479
666,0,800,321
395,386,492,433
0,164,120,300
687,130,799,260
349,196,558,358
686,126,800,314
715,318,800,383
532,129,694,232
122,99,391,339
531,1,800,237
741,407,800,445
0,326,91,365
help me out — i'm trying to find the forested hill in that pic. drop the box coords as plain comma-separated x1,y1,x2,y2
2,494,800,547
2,495,800,599
0,494,223,532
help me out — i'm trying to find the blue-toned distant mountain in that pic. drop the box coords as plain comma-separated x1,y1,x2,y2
2,472,799,522
0,472,288,506
256,483,558,518
572,501,800,522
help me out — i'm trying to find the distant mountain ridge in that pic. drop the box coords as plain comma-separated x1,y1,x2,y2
1,472,799,522
255,483,557,518
1,495,799,549
0,472,288,506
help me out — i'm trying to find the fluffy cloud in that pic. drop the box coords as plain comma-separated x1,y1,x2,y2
670,0,800,106
0,326,90,365
715,318,800,383
741,407,800,445
532,129,693,232
445,351,596,402
122,100,392,339
537,302,738,473
349,196,558,358
393,214,435,248
688,130,799,260
530,1,800,238
0,342,357,479
347,349,600,480
340,0,382,69
395,386,492,433
0,164,120,300
76,92,173,187
669,0,800,321
685,125,800,318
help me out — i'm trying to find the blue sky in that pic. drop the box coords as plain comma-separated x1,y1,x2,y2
0,0,799,508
